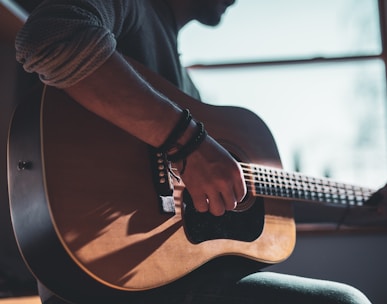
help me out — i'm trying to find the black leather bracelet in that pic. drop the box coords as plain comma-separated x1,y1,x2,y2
158,109,192,152
167,121,207,163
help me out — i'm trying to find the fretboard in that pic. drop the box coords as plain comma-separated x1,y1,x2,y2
240,163,375,207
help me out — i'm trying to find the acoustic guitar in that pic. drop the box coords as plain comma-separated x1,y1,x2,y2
7,81,377,301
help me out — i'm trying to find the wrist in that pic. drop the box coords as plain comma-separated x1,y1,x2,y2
158,109,192,151
167,120,207,163
165,119,197,155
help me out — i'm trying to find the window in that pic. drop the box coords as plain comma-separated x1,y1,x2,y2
180,0,381,63
178,0,387,192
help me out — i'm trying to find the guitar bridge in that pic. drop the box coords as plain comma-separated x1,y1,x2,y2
149,148,176,214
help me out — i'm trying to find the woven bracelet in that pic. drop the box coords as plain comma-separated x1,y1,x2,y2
158,109,192,152
167,121,207,163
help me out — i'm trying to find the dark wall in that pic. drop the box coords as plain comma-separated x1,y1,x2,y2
0,43,38,292
0,45,23,278
0,2,40,293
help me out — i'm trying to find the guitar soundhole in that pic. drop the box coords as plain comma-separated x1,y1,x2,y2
182,190,265,244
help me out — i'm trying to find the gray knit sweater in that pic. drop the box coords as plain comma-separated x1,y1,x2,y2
15,0,200,98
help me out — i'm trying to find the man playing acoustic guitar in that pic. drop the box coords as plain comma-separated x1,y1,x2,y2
14,0,386,303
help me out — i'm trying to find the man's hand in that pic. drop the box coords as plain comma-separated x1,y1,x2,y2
177,135,247,216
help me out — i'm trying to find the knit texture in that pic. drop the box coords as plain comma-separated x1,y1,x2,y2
15,0,129,87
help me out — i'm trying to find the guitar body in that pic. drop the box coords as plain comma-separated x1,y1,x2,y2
8,84,295,301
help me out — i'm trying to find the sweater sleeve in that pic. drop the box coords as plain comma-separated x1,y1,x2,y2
15,0,129,88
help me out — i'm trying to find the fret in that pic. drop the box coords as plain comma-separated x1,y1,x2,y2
241,162,375,207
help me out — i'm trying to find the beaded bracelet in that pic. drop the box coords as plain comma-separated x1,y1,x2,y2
158,109,192,152
167,121,207,163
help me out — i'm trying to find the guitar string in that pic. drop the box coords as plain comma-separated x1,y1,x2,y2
242,179,372,206
241,172,374,200
239,162,375,194
242,174,374,198
239,162,374,206
242,183,372,205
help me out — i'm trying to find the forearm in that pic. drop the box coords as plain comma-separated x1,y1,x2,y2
64,51,190,147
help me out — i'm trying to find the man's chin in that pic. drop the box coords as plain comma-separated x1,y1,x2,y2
200,16,222,27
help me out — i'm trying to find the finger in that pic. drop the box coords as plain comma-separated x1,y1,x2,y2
234,164,247,202
235,182,247,202
190,193,209,213
207,192,226,216
220,187,238,211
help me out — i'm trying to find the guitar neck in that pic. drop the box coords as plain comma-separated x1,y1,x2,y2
241,163,375,207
